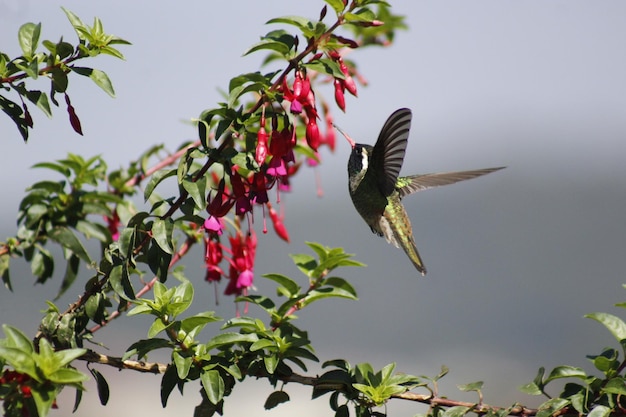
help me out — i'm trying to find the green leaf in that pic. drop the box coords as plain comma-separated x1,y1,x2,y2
264,390,290,410
47,367,89,384
124,338,171,360
263,273,300,297
602,377,626,395
151,218,174,255
205,332,258,350
264,355,278,374
173,350,193,379
48,226,92,263
585,312,626,346
109,264,135,300
148,318,169,338
243,30,295,57
0,254,12,291
181,176,206,209
325,0,347,14
442,406,471,417
458,381,484,392
18,22,41,59
2,325,34,353
588,405,611,417
25,90,52,117
144,169,177,201
201,369,225,405
303,59,345,79
71,67,116,97
544,365,587,383
536,398,570,417
62,8,87,39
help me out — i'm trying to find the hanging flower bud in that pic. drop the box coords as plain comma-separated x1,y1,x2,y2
255,126,268,165
339,61,358,96
306,119,321,151
268,203,290,242
334,79,346,112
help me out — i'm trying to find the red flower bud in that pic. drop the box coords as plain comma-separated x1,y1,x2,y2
306,119,321,151
255,126,268,165
334,79,346,112
339,61,358,96
268,204,290,242
292,73,303,97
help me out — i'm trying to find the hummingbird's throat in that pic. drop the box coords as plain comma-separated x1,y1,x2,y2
360,147,369,171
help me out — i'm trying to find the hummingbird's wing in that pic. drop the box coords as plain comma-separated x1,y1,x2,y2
368,108,413,196
397,167,505,199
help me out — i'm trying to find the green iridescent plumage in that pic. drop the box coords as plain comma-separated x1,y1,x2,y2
347,108,504,275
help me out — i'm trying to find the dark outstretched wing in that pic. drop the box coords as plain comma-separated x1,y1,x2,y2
397,167,505,199
368,108,413,196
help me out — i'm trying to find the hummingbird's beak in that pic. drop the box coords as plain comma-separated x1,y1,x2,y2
332,123,356,148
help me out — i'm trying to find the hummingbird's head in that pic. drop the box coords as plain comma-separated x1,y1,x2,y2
347,144,372,177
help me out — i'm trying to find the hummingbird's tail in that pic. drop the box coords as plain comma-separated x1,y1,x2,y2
403,236,427,276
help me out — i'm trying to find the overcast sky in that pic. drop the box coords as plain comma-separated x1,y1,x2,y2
1,1,626,416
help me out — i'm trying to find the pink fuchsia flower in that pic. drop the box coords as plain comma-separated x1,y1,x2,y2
204,236,224,283
203,215,223,235
224,230,257,296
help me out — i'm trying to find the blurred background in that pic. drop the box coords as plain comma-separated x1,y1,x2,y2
1,1,626,416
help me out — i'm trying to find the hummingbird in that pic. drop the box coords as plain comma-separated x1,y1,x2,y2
341,108,504,276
